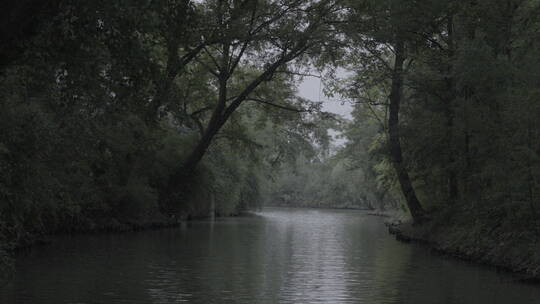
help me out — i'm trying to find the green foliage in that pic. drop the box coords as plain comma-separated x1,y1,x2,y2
339,0,540,226
3,0,539,277
266,149,387,210
0,0,335,257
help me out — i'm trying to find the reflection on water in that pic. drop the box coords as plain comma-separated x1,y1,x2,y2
1,208,540,304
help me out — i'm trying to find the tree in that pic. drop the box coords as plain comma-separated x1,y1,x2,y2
342,0,439,222
387,39,426,221
165,0,343,196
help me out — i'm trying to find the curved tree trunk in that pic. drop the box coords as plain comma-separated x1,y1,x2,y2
388,40,426,223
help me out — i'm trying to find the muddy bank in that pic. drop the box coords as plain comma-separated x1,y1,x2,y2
387,216,540,282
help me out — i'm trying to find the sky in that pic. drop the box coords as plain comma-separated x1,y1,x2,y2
297,74,353,147
297,75,353,120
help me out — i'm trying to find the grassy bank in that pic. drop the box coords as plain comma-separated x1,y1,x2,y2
388,206,540,281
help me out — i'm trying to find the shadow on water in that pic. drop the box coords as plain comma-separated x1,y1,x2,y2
1,207,540,304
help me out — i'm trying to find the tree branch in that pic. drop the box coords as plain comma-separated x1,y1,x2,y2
195,56,219,77
246,98,307,112
190,105,213,116
203,45,221,68
275,70,322,78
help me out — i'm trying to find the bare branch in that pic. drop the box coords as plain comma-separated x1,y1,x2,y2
365,47,392,72
202,45,221,70
190,105,213,116
275,70,322,78
408,30,447,51
179,44,205,67
228,2,258,73
195,57,219,77
190,115,205,136
246,98,307,112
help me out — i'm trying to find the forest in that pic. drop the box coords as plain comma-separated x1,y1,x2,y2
1,0,540,291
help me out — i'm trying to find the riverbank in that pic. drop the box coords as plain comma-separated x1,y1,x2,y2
5,207,540,303
387,209,540,282
10,206,247,251
0,206,245,287
0,212,180,285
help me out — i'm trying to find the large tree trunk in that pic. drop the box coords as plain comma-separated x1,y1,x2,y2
388,40,426,223
160,85,226,212
165,69,229,195
445,14,458,203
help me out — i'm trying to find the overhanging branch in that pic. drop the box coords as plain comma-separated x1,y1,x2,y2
246,98,307,112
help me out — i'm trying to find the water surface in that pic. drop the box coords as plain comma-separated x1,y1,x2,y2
1,208,539,303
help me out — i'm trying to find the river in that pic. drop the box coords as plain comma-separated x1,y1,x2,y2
1,207,539,303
